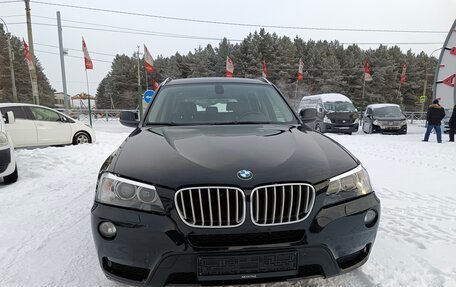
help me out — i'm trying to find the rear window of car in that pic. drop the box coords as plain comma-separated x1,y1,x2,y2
145,83,298,125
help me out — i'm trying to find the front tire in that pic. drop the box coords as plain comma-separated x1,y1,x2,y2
73,131,91,145
3,164,18,184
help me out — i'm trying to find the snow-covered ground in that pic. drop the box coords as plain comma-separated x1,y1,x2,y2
0,121,455,287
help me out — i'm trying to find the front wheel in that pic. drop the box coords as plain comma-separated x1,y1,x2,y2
3,164,18,184
73,131,91,145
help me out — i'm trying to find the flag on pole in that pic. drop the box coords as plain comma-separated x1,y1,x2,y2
297,58,304,80
400,63,407,83
153,81,159,91
226,56,234,77
364,59,372,82
262,59,268,78
23,38,34,71
144,45,155,73
82,37,93,70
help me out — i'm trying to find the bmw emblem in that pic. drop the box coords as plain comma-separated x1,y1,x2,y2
237,170,253,180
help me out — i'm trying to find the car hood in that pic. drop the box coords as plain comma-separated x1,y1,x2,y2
111,125,358,190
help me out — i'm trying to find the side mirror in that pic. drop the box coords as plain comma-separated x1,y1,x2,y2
299,108,318,123
120,111,140,127
5,111,15,124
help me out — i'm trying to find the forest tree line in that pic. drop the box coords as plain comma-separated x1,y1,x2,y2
1,25,438,112
0,26,55,106
96,29,438,111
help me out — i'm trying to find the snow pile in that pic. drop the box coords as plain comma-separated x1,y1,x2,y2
0,121,455,287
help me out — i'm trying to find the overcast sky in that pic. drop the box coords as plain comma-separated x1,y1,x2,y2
1,0,455,96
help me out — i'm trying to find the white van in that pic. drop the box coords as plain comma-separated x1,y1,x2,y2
298,93,359,134
0,111,18,184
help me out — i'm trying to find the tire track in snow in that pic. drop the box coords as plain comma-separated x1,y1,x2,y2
378,187,456,249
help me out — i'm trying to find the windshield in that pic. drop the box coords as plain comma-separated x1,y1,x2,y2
145,83,298,125
373,106,403,117
324,101,356,112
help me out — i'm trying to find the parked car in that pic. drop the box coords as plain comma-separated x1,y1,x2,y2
297,93,359,135
0,110,18,183
443,108,452,133
91,78,380,286
362,104,407,134
0,103,96,148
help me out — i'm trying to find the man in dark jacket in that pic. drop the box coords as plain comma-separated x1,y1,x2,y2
423,99,445,143
449,105,456,142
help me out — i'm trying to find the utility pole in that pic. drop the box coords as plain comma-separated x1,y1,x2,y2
0,18,18,102
24,0,40,105
56,11,69,109
137,45,143,119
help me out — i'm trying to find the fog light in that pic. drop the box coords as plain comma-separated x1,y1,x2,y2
99,221,117,239
364,210,377,227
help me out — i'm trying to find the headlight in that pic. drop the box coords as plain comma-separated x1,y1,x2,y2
400,120,407,126
96,173,165,213
0,132,8,147
354,118,359,124
323,116,332,123
373,120,380,126
324,165,372,206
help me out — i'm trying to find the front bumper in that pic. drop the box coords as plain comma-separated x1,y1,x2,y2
91,192,380,286
373,124,407,134
324,123,359,133
0,147,14,176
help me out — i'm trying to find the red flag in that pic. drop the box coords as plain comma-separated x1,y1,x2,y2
262,59,268,77
297,58,304,80
226,56,234,77
144,44,155,73
442,74,455,87
364,59,372,82
22,38,34,71
82,37,93,70
153,81,159,91
400,64,407,83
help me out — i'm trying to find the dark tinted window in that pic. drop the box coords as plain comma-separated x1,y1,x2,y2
0,107,28,119
324,101,356,112
146,83,297,125
373,106,403,117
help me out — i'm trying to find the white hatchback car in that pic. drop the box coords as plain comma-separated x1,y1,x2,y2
0,110,17,184
0,103,96,148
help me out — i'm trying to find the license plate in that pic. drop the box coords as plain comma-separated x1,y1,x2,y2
338,127,349,129
197,251,298,280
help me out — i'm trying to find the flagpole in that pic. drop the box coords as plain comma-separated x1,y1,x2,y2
362,75,366,99
137,45,143,119
294,80,299,98
85,68,93,127
145,70,148,90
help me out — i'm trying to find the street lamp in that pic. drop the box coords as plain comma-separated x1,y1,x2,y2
421,48,442,115
0,17,18,102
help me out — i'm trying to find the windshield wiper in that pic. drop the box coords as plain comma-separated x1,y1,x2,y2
145,122,181,126
209,121,272,125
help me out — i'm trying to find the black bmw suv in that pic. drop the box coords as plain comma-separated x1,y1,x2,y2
91,77,380,286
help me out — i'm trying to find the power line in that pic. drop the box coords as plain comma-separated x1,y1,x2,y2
17,21,243,42
8,22,444,46
35,42,117,57
0,1,23,3
30,0,447,34
35,49,112,63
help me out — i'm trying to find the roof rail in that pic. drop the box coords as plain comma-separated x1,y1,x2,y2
162,78,172,85
258,77,273,85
